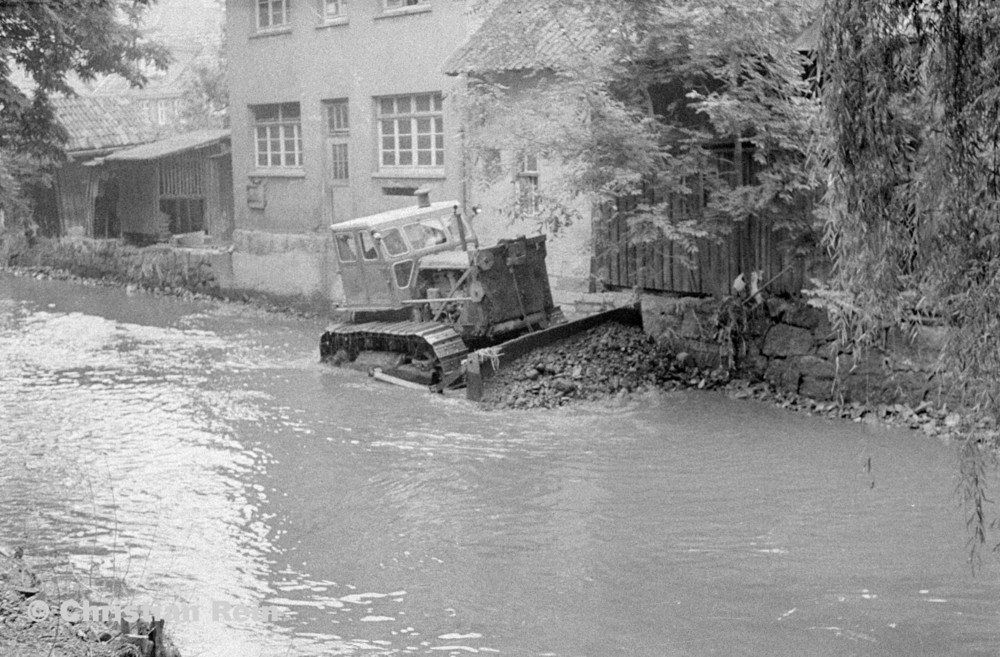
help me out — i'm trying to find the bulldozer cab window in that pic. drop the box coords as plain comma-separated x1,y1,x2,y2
404,220,448,250
335,233,358,262
380,228,408,257
359,231,379,260
393,260,414,288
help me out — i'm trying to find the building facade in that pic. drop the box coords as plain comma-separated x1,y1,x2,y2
226,0,470,236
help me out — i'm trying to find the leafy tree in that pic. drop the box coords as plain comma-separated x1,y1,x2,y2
458,0,820,269
818,0,1000,570
177,29,228,130
1,0,169,158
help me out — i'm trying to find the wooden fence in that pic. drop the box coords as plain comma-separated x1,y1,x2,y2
599,177,812,298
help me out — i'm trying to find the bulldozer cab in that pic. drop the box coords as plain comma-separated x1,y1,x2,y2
331,199,476,309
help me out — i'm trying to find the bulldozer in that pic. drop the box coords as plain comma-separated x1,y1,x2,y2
320,190,566,390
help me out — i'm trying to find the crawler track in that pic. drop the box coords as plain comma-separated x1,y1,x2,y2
320,320,469,383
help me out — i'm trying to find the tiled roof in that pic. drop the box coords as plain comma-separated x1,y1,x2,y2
443,0,603,75
51,96,156,153
102,128,229,161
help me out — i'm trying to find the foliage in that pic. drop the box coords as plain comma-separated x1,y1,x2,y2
0,0,168,247
458,0,821,267
817,0,1000,569
12,238,217,291
177,30,228,130
0,0,169,159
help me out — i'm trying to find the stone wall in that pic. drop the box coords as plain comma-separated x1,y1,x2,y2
10,238,221,292
641,293,947,405
229,229,338,309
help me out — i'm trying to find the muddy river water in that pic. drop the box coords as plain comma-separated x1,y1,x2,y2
1,273,998,656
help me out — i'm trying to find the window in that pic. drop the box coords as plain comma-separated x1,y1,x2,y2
403,220,448,250
253,103,303,168
359,231,379,260
324,99,349,182
379,228,409,257
330,143,349,181
517,153,540,215
385,0,424,9
324,99,349,135
335,233,358,262
257,0,290,30
323,0,346,19
393,260,414,288
377,93,444,170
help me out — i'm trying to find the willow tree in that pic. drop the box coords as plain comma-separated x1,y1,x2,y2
819,0,1000,567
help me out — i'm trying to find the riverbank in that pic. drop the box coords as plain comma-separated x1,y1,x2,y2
479,320,980,442
1,263,322,320
3,262,977,440
0,548,180,657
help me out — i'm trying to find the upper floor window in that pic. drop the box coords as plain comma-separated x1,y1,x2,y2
253,103,302,168
324,99,349,135
385,0,425,9
517,153,540,215
377,93,443,170
257,0,290,31
323,0,346,19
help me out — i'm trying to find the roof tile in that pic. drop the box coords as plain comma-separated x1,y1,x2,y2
443,0,602,75
52,96,157,153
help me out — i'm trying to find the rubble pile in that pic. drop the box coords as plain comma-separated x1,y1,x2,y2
480,322,725,409
481,321,985,442
0,548,181,657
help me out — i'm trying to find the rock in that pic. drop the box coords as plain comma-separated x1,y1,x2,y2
799,376,836,401
764,359,800,392
523,368,540,380
765,297,792,320
787,355,836,379
553,379,577,393
784,304,827,330
762,324,815,357
679,307,705,339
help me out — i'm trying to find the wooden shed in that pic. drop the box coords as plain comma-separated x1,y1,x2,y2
29,97,157,238
101,129,233,244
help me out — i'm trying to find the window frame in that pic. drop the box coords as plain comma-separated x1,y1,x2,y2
323,99,349,184
252,102,303,170
384,0,426,10
516,153,540,216
256,0,291,32
322,0,346,20
376,92,444,173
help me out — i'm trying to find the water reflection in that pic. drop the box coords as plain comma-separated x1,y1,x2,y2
1,274,999,656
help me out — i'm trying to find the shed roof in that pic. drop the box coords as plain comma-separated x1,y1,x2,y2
102,128,230,161
442,0,602,75
52,96,156,153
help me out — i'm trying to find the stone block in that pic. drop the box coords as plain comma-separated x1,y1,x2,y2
764,358,800,392
799,376,836,400
640,294,685,342
765,297,792,320
680,307,707,340
788,354,836,379
785,304,827,330
762,324,814,357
